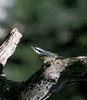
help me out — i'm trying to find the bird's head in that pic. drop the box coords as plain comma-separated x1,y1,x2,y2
32,47,58,63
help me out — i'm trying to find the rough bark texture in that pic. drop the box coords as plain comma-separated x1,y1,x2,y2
20,56,87,100
0,28,87,100
0,28,22,66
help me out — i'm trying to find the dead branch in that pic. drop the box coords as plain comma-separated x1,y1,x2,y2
20,56,87,100
0,28,22,66
0,28,87,100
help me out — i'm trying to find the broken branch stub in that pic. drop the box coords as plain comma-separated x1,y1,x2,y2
0,28,22,66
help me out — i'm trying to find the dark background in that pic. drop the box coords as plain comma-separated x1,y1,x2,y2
0,0,87,100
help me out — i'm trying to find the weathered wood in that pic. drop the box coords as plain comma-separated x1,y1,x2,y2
0,28,22,66
0,28,87,100
20,56,87,100
0,28,22,100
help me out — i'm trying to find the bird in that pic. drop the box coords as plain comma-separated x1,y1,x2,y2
29,46,87,100
31,46,87,85
31,46,64,82
31,47,61,63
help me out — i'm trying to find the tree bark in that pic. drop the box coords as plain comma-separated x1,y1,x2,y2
0,28,22,66
0,28,87,100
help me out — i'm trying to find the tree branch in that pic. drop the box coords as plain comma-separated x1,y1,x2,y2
63,56,87,67
0,28,22,100
0,28,22,66
20,56,87,100
0,28,87,100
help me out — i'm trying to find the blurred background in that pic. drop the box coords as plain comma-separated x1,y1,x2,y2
0,0,87,100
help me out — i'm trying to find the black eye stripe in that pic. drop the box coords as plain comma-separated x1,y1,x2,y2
36,48,42,52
